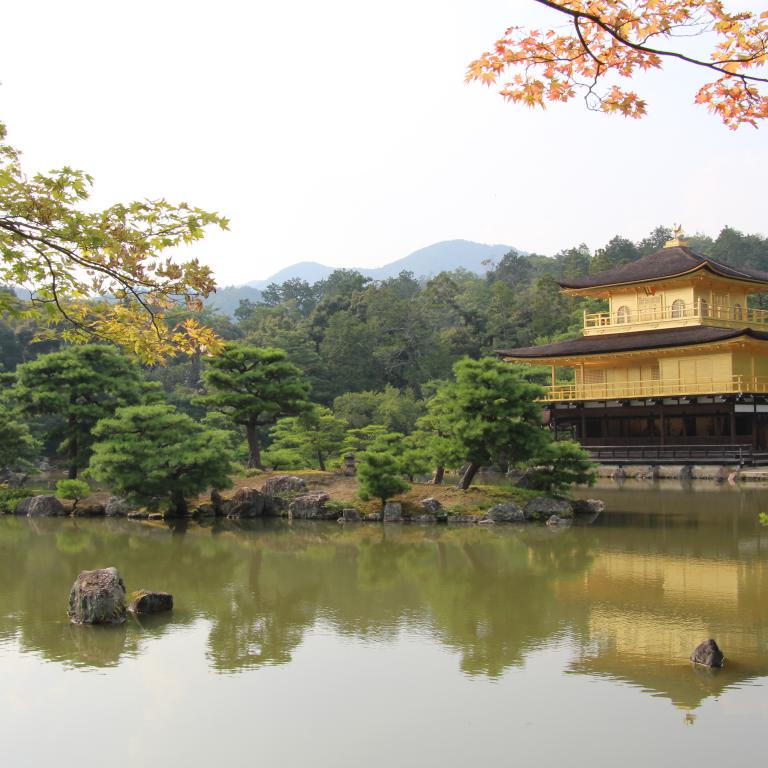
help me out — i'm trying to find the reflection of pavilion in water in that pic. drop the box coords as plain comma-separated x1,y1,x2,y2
557,543,768,709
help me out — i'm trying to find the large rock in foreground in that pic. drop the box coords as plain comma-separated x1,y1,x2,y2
128,590,173,614
525,497,573,520
15,495,66,517
222,488,266,518
68,567,126,625
288,492,334,519
691,639,724,668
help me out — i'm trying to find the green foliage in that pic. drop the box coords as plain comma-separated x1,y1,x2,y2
0,119,228,362
11,345,151,477
525,440,597,495
55,479,90,510
758,512,768,527
332,385,423,432
357,449,410,506
89,403,235,515
266,406,347,470
0,407,40,471
340,425,396,455
198,344,310,468
0,485,32,513
421,357,545,489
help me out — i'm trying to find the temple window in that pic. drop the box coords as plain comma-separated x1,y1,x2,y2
671,299,685,319
616,305,631,324
699,298,709,318
734,303,743,320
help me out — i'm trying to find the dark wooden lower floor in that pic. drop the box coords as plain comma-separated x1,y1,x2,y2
547,396,768,464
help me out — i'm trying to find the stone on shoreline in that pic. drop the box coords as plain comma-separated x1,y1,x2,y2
571,499,605,516
383,502,403,522
487,502,525,523
68,567,126,625
338,508,362,522
288,492,334,519
128,590,173,615
105,496,131,517
14,495,66,517
546,514,571,527
222,488,266,518
262,475,307,497
525,497,573,520
691,639,724,668
72,503,106,517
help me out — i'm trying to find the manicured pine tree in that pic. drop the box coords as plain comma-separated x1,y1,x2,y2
197,344,310,468
357,449,410,509
89,403,235,516
527,440,596,495
12,345,152,478
427,357,545,490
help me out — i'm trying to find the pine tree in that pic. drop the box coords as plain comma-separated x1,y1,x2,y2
89,404,235,516
12,345,152,477
357,449,410,508
198,344,310,468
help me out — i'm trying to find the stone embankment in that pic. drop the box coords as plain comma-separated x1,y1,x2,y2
5,477,604,526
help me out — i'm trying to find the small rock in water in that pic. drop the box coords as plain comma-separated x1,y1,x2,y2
128,590,173,615
546,514,571,527
68,567,127,625
690,639,724,668
338,508,361,522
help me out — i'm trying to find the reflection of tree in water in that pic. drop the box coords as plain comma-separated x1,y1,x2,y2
4,499,768,706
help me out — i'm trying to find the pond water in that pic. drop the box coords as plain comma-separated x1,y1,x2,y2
1,482,767,767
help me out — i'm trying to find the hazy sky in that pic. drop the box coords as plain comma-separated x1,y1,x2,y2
2,0,766,286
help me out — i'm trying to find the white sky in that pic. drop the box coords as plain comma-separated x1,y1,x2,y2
1,0,767,286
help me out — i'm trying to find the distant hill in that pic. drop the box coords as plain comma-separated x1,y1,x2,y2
246,240,518,289
204,285,262,317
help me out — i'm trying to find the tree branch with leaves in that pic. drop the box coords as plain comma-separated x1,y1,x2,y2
467,0,768,128
0,120,229,362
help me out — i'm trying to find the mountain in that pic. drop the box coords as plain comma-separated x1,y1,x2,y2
246,240,518,288
204,285,262,316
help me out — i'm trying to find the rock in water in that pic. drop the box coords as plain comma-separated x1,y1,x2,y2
14,495,66,517
691,639,724,668
68,567,127,625
128,590,173,614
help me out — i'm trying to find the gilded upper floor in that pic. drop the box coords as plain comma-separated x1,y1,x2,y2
559,241,768,335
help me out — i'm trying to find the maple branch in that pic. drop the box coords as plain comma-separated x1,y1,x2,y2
531,0,768,84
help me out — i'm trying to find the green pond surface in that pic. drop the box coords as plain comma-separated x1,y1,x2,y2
1,481,767,767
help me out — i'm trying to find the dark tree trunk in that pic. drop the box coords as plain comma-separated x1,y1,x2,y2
317,451,326,471
68,437,78,479
169,489,188,517
457,462,480,490
432,465,445,485
246,421,262,468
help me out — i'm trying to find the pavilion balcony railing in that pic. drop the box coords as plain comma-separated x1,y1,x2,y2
583,302,768,331
541,374,768,402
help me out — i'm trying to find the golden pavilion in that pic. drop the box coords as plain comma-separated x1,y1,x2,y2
498,229,768,462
